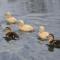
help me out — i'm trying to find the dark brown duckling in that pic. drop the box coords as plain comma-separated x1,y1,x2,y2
3,27,19,42
47,33,60,48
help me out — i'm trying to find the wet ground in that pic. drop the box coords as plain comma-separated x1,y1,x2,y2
0,13,60,60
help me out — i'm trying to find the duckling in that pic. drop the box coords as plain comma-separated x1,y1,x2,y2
38,25,49,40
3,27,19,42
4,11,17,24
17,20,34,32
47,33,60,48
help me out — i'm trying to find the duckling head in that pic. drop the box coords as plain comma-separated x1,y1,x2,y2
4,11,12,17
4,27,12,34
47,33,54,43
18,20,24,26
39,25,45,32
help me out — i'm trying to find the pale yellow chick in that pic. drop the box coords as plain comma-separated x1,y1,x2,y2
4,11,17,24
17,20,34,32
38,25,49,40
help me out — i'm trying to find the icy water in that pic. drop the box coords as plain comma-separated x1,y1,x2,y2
0,0,60,60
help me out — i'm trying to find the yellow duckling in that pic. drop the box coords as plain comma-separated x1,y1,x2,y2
38,25,49,40
4,11,17,24
17,20,34,32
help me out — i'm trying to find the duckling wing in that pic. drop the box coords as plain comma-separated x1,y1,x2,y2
24,25,33,30
52,40,60,48
6,17,17,23
54,40,60,45
12,32,19,38
38,32,49,39
6,32,12,37
6,32,16,39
